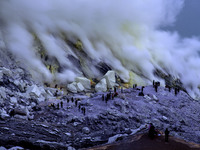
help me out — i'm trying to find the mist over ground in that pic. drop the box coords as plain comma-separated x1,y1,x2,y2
1,0,200,99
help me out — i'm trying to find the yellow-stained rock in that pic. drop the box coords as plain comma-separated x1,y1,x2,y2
121,71,147,88
75,40,83,50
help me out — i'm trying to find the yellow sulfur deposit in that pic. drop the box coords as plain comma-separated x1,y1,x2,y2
75,40,83,50
122,83,129,88
129,71,147,86
90,79,96,86
47,64,59,74
122,71,147,88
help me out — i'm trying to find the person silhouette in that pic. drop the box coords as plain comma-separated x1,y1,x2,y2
148,123,156,139
165,128,170,142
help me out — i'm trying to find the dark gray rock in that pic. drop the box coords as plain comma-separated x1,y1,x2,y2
82,127,90,134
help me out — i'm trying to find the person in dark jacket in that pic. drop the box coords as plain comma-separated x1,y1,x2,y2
75,100,78,107
148,123,156,139
165,128,170,142
60,101,63,108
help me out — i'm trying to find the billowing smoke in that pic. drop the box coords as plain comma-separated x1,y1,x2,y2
1,0,200,99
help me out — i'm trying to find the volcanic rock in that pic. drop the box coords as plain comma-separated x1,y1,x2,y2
82,127,90,134
1,67,12,76
67,82,77,93
0,108,9,120
0,87,7,99
10,97,18,104
75,77,91,91
104,71,116,89
76,82,84,92
26,85,45,98
95,78,107,92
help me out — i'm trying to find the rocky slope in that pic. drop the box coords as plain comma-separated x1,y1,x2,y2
0,75,200,149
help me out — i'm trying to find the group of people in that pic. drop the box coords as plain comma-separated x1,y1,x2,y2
48,97,87,115
102,87,118,103
49,81,177,141
148,123,170,142
49,101,63,110
153,80,180,96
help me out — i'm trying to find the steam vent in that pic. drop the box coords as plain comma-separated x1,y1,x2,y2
0,0,200,150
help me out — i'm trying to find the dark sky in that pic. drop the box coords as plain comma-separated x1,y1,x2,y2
167,0,200,38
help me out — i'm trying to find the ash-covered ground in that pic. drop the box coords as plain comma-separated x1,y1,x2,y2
0,67,200,150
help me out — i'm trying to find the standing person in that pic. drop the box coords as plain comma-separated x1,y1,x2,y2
155,85,158,92
105,95,108,103
165,128,170,142
71,97,74,103
60,101,63,108
83,107,86,115
75,100,78,107
148,123,156,139
57,103,59,109
78,104,81,111
114,86,117,93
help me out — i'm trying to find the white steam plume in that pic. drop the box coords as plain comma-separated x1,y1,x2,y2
1,0,200,99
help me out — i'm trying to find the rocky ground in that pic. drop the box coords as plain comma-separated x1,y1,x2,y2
0,67,200,150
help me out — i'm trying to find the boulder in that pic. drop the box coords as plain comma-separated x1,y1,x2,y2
0,87,6,99
16,106,29,116
30,102,36,108
104,71,116,89
75,77,91,90
65,132,72,137
67,82,77,93
0,109,9,119
14,80,20,86
1,67,12,76
46,89,54,97
95,78,107,92
73,122,81,127
14,80,26,92
162,116,168,121
45,87,60,97
10,97,18,104
26,85,43,98
38,87,47,95
14,68,24,75
76,82,84,92
144,95,151,100
82,127,90,134
37,97,45,103
0,70,3,81
153,95,158,101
